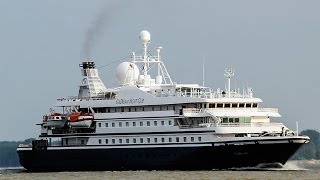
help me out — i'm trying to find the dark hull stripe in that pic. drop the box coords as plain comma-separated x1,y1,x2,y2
18,141,305,171
17,137,308,150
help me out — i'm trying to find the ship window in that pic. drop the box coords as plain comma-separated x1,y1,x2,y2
184,137,187,142
235,118,240,123
152,106,154,111
239,103,245,108
147,138,151,143
154,121,157,126
224,103,231,108
126,122,129,127
98,123,101,127
119,139,122,144
142,107,145,111
246,103,252,108
154,138,158,143
133,138,136,143
112,123,115,127
160,106,162,111
105,123,108,127
105,139,108,144
112,139,115,144
176,137,179,142
209,103,215,108
99,139,102,144
191,137,194,142
147,121,150,126
140,138,143,143
232,103,238,108
107,108,110,112
81,140,85,145
253,103,258,108
161,121,164,125
223,118,228,123
135,107,137,112
229,118,234,123
217,104,223,108
168,121,172,125
128,108,131,112
119,122,122,127
198,137,202,142
140,121,143,126
173,106,176,111
121,107,124,112
126,139,129,143
161,138,165,142
166,106,169,110
169,137,172,142
133,122,136,126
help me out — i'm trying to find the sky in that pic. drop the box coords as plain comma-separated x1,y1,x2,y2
0,0,319,140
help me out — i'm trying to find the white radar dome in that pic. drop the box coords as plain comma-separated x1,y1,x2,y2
139,30,151,43
116,62,140,85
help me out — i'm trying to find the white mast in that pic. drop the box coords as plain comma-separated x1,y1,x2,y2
139,30,150,77
224,68,234,98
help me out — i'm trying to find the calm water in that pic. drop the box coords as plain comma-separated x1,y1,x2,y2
1,160,320,180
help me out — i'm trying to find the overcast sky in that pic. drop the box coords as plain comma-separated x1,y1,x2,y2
0,0,319,140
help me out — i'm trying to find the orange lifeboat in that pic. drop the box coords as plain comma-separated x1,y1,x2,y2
68,112,94,127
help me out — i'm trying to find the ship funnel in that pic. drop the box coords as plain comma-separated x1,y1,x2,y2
78,61,107,98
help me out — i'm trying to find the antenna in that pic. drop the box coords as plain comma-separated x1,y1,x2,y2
202,57,205,87
139,30,151,76
224,68,234,98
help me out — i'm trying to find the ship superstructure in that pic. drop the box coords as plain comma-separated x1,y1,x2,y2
17,31,309,171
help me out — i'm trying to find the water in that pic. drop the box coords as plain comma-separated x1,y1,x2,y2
1,160,320,179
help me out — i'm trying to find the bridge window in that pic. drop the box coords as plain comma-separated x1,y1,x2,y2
239,103,245,108
253,103,258,108
246,103,252,108
224,103,231,108
217,104,223,108
232,103,238,108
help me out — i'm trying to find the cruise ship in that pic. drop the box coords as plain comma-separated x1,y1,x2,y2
17,31,309,171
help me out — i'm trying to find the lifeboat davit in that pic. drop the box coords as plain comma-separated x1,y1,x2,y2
43,113,67,128
68,112,94,128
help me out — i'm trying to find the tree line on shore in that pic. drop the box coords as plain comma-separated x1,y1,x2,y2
0,130,319,167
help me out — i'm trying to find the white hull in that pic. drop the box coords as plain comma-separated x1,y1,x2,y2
69,120,93,128
43,120,67,128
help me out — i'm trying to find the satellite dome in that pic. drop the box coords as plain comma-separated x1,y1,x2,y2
139,30,151,43
116,62,139,85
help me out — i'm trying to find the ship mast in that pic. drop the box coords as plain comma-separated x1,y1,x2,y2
224,68,234,98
